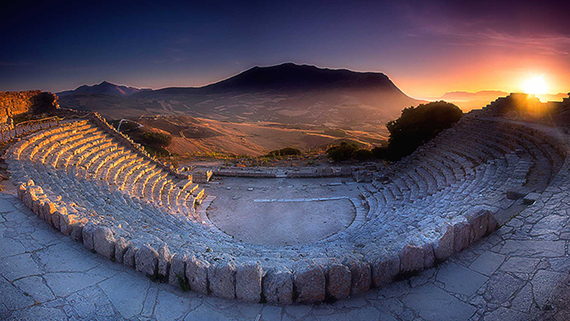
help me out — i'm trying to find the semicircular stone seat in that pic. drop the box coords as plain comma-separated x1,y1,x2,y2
4,113,567,304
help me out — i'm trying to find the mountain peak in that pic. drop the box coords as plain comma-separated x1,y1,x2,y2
205,63,396,93
58,81,143,97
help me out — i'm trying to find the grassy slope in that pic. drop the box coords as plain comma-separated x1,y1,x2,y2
133,115,388,157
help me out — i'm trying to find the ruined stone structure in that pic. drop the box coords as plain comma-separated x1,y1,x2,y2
0,91,59,125
2,94,570,307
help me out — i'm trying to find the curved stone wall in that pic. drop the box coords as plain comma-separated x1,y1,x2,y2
3,113,567,304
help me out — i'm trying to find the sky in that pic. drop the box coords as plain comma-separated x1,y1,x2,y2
1,0,568,99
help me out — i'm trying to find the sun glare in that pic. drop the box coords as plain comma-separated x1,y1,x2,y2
523,76,548,95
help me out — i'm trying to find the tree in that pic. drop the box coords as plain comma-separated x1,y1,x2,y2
327,142,359,162
385,101,462,160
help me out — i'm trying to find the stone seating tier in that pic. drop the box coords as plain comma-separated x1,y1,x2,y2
4,115,567,304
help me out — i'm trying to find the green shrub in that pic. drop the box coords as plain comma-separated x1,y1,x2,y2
327,143,374,162
267,147,302,157
353,148,374,161
327,142,359,162
141,132,172,147
144,145,171,157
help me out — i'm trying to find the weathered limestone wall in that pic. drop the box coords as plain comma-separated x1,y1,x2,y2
0,91,59,125
0,91,40,123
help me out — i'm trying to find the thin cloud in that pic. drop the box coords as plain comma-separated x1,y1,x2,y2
411,18,570,56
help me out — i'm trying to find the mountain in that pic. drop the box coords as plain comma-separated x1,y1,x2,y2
135,63,409,97
440,90,508,102
58,81,149,97
59,63,419,127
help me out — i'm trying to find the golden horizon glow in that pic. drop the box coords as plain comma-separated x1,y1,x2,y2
523,76,548,96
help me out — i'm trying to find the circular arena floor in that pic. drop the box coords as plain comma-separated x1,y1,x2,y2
206,178,358,245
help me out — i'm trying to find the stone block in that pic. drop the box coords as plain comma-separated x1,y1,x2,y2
487,212,498,233
467,210,489,241
40,201,57,227
371,253,400,287
293,264,325,303
82,223,95,251
114,237,130,264
453,221,472,253
157,244,172,279
135,244,158,277
345,259,371,295
123,243,139,268
399,243,425,272
326,263,351,300
93,226,116,260
169,252,188,287
433,225,454,261
186,256,210,295
423,241,436,268
236,261,262,302
17,184,26,200
57,210,74,236
506,189,526,200
209,260,237,299
24,185,40,209
523,192,540,205
37,198,47,220
23,189,32,208
70,219,86,242
263,267,293,304
32,197,43,217
50,206,61,231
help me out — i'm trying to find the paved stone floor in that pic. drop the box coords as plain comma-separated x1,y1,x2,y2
1,177,570,320
206,177,361,245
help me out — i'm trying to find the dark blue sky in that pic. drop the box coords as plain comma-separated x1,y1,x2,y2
1,0,568,97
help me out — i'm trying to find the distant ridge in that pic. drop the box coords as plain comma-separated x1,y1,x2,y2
58,63,413,100
130,63,411,98
440,90,508,101
58,63,419,126
57,81,150,97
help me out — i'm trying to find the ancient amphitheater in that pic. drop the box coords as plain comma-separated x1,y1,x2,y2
2,93,570,320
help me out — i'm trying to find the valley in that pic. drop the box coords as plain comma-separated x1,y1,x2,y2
123,114,388,157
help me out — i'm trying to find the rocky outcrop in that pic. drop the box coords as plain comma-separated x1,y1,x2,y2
0,91,58,124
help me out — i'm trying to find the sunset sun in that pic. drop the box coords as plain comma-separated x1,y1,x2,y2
523,76,548,95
